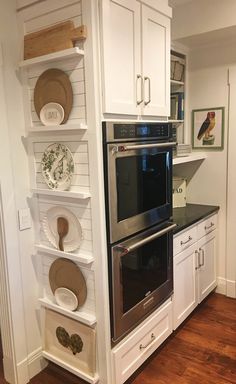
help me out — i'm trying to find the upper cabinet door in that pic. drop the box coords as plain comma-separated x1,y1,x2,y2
141,5,170,117
101,0,141,115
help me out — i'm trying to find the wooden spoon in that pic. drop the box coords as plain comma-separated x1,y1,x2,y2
57,217,69,251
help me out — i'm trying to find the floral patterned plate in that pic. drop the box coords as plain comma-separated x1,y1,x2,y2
41,143,74,190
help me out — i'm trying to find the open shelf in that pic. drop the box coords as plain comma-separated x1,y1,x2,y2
173,152,207,165
19,47,84,68
28,122,87,133
39,298,97,326
35,244,94,265
168,119,184,123
31,188,91,200
42,351,99,383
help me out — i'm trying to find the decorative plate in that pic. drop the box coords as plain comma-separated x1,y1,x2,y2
42,206,82,252
39,102,65,126
34,68,73,124
41,143,74,190
55,287,78,311
49,258,87,307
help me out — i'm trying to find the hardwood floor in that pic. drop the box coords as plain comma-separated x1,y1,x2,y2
127,293,236,384
0,293,235,383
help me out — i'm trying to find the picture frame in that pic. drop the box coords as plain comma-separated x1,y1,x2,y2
192,107,225,150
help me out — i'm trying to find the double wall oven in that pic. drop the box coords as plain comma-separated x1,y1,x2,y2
103,122,176,343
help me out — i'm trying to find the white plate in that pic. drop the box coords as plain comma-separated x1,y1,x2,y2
41,143,74,190
40,102,65,126
43,206,83,252
54,287,78,311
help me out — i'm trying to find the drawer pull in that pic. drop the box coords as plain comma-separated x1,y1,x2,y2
199,248,205,267
180,236,192,245
139,333,155,350
205,222,214,231
195,250,200,270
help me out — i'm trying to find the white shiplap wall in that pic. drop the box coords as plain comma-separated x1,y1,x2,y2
41,253,95,315
33,140,90,193
27,56,86,128
38,196,93,253
19,0,96,337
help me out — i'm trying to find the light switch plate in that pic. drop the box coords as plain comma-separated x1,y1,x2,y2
18,208,31,231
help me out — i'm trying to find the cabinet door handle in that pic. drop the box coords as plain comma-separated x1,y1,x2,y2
180,235,192,245
199,248,205,267
144,76,151,105
136,74,143,105
139,333,155,350
205,222,214,231
195,250,200,270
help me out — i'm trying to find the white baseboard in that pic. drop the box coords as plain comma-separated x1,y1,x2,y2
216,277,236,298
17,348,48,384
216,277,226,295
226,279,236,298
16,357,29,384
3,356,17,384
28,347,48,379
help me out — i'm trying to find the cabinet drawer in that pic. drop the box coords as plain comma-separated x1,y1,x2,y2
112,300,172,384
174,226,197,255
198,214,217,239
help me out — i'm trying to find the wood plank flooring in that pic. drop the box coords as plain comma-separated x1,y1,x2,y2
0,293,235,383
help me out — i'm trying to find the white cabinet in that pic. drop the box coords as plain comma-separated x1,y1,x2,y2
173,214,217,329
197,231,217,302
101,0,170,117
112,300,172,384
173,243,198,329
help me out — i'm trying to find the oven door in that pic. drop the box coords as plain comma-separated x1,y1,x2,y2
105,141,175,243
110,222,176,343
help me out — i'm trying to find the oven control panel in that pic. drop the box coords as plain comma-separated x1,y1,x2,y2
113,123,172,140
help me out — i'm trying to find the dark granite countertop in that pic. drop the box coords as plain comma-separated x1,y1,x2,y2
172,204,220,234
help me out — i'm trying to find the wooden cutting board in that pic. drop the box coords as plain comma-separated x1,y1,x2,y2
49,258,87,308
24,21,87,60
34,68,73,124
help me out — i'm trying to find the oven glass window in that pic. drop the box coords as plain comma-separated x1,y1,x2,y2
121,234,168,313
116,152,169,222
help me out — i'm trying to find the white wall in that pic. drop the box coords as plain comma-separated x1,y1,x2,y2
180,41,236,295
172,0,236,41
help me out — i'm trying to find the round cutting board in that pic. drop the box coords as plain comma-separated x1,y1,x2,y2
49,258,87,308
34,68,73,124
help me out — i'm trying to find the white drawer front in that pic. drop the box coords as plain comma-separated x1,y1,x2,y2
198,213,217,239
174,226,197,255
112,300,172,384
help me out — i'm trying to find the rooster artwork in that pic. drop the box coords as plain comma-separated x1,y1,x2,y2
197,111,216,145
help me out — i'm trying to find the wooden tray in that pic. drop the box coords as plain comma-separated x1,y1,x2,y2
34,68,73,124
49,258,87,308
24,21,87,60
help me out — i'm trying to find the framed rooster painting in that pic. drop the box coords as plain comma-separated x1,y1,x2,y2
192,107,225,150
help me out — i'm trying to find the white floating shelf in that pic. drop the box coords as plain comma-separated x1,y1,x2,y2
31,188,91,200
168,119,184,123
42,351,99,383
173,152,207,165
28,122,87,133
171,79,184,86
35,244,94,265
19,47,84,68
39,298,97,326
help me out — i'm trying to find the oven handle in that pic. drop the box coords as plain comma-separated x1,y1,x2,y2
115,142,176,152
116,223,177,255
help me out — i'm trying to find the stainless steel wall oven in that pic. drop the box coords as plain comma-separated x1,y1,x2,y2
103,122,176,343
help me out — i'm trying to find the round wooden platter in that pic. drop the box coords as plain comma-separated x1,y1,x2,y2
34,68,73,124
49,258,87,309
